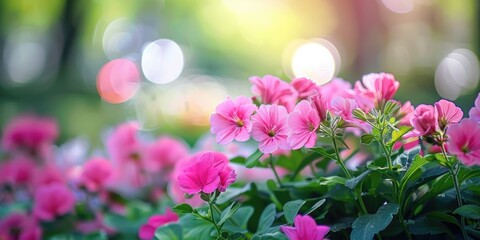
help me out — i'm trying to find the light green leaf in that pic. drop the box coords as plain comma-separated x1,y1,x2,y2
283,200,306,224
350,203,399,240
389,125,412,146
219,202,242,226
155,223,183,240
360,134,374,145
258,204,276,232
246,149,264,168
172,203,194,214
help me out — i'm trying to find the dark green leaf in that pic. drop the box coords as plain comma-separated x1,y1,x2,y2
360,134,374,145
346,170,371,189
283,200,306,224
393,146,421,168
216,183,255,205
290,153,322,180
246,149,264,168
453,205,480,220
251,231,288,240
305,199,326,215
155,223,183,240
258,204,276,232
350,203,399,240
173,203,194,214
426,211,460,227
222,206,254,233
219,202,242,226
408,220,450,236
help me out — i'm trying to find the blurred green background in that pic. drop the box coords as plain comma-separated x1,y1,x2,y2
0,0,479,146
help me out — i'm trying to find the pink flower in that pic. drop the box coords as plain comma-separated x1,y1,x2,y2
281,215,330,240
469,93,480,121
138,209,179,240
354,73,399,109
446,119,480,166
318,78,355,101
76,213,115,235
169,156,203,207
288,100,320,149
250,75,298,111
79,157,113,192
33,165,65,188
1,114,58,158
144,137,189,174
410,105,438,136
291,77,317,100
210,96,257,145
5,156,36,186
178,152,236,194
310,91,330,122
435,99,463,130
33,183,75,221
251,105,290,153
0,212,42,240
397,101,414,126
106,122,143,165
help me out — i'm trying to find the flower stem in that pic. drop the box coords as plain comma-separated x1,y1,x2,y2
208,199,222,237
269,153,282,187
441,144,468,240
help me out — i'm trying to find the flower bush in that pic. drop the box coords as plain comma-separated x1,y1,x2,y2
1,74,480,240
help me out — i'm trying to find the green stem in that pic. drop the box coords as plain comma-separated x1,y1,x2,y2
441,144,468,240
208,201,221,237
269,154,282,186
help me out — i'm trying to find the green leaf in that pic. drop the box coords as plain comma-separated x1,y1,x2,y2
290,153,322,180
172,203,194,214
219,202,242,226
360,134,375,145
309,147,334,159
350,203,399,240
180,214,215,240
399,155,428,196
258,204,276,232
251,231,288,240
217,183,256,205
345,170,371,189
222,206,254,234
383,100,400,116
389,125,412,146
453,205,480,220
408,219,451,236
352,108,368,121
155,223,183,240
283,200,306,224
393,146,421,168
246,149,264,168
426,211,460,227
305,199,326,215
318,176,347,187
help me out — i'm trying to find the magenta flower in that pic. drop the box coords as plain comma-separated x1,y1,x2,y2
178,152,236,194
318,78,355,101
291,77,317,100
250,75,298,111
410,104,438,136
33,183,75,221
281,215,330,240
144,137,189,174
288,100,320,149
210,96,257,145
106,122,144,165
79,157,113,192
4,156,36,186
354,73,399,109
1,114,58,157
169,156,204,207
0,212,42,240
446,119,480,166
469,93,480,121
138,209,179,240
310,91,330,122
251,105,290,153
434,99,463,130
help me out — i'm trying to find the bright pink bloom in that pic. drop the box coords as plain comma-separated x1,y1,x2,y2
446,119,480,166
281,215,330,240
169,156,203,207
310,91,330,122
251,105,290,153
178,152,236,194
210,96,257,145
330,97,358,122
291,77,317,100
354,73,399,109
397,101,414,126
250,75,298,111
410,105,438,136
468,93,480,121
1,114,58,157
0,212,42,240
106,122,143,165
138,209,179,240
144,137,189,174
79,157,113,192
288,100,320,149
33,183,75,221
435,99,463,130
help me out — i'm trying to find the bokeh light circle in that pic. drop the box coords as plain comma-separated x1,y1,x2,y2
97,58,140,104
141,39,184,84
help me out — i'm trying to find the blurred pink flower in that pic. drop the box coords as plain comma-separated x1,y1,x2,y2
435,99,463,130
291,77,317,100
354,73,399,109
138,209,179,240
178,152,236,194
250,75,298,111
76,213,116,235
210,96,257,145
144,137,189,174
468,93,480,121
410,105,438,136
288,100,320,149
79,157,113,192
397,101,414,126
446,119,480,166
251,105,290,153
5,156,36,186
1,114,58,158
33,165,65,188
106,122,143,165
0,212,42,240
33,183,75,221
281,215,330,240
318,78,355,102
